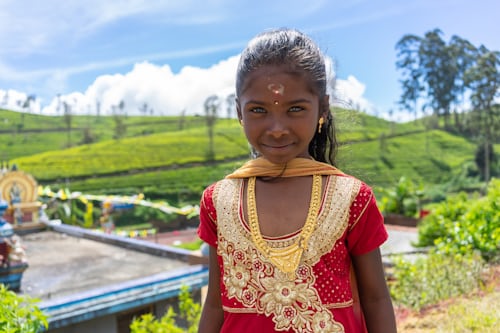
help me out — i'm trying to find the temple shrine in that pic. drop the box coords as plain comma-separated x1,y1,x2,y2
0,165,37,290
0,166,41,225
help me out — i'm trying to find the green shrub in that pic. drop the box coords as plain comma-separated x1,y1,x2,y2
378,176,424,217
389,251,484,310
130,285,201,333
174,239,203,251
0,284,48,333
416,178,500,262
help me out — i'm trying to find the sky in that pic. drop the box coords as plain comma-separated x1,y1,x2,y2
0,0,498,121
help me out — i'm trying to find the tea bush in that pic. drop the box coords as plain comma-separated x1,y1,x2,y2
0,284,48,333
378,176,424,218
416,178,500,262
389,251,484,310
130,285,201,333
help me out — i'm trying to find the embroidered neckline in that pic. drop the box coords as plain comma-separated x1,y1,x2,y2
247,175,322,278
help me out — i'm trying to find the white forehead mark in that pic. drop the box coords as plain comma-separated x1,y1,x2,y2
267,83,285,96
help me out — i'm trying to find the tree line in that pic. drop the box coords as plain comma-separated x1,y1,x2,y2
396,28,500,181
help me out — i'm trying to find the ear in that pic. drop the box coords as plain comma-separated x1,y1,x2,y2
320,95,330,119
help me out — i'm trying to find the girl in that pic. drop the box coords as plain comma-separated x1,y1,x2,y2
197,28,397,333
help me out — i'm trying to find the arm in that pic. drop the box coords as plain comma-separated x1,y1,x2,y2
198,245,224,333
352,248,397,333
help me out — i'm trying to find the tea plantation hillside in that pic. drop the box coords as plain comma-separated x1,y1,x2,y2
0,109,208,159
1,108,493,204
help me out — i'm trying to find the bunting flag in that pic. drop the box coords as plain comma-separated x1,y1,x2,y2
37,185,199,216
93,227,157,238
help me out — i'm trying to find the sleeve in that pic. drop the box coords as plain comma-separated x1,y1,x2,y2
197,182,219,247
346,182,388,256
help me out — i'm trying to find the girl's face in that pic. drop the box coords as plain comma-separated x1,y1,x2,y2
237,65,325,165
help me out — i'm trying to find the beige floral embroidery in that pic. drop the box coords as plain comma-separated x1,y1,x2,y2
214,177,361,333
312,311,344,332
222,240,335,332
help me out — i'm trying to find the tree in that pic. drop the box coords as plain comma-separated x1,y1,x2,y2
178,109,186,130
56,94,62,114
63,101,73,147
80,127,96,145
22,95,36,113
138,102,149,115
418,29,457,128
95,99,101,117
113,114,127,139
14,95,36,133
475,142,497,181
464,46,500,182
118,100,126,117
226,93,236,119
395,34,423,119
396,29,477,128
448,36,478,130
2,90,9,106
204,95,220,161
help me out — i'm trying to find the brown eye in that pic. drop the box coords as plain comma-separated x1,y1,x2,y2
289,106,305,113
249,107,266,113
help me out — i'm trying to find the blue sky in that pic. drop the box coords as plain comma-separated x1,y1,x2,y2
0,0,498,120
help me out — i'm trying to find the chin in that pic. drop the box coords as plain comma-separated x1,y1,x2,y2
261,155,295,165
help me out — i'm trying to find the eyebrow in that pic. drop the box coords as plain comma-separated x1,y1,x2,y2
244,98,313,106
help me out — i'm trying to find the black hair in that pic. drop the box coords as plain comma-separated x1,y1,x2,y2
236,28,338,166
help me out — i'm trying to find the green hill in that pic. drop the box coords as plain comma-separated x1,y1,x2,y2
0,107,492,204
0,109,208,159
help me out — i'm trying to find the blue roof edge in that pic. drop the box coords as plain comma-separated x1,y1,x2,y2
39,265,209,330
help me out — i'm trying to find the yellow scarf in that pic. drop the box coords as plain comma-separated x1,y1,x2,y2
225,157,343,179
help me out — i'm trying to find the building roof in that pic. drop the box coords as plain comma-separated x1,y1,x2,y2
15,223,208,330
20,230,192,301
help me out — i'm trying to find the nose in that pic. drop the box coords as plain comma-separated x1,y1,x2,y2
266,114,289,138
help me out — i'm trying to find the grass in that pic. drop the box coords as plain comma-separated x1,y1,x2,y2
391,241,500,332
396,265,499,332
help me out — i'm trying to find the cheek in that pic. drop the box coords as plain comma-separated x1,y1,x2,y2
245,126,260,140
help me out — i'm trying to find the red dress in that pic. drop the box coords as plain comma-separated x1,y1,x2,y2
198,174,388,333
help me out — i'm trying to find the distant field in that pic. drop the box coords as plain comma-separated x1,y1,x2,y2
1,107,493,204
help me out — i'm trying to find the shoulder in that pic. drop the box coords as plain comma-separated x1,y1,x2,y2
327,173,372,201
202,181,218,198
355,180,375,203
329,173,373,198
328,174,376,221
201,178,241,206
340,174,375,209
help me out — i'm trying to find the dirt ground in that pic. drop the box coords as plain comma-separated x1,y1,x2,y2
394,265,500,332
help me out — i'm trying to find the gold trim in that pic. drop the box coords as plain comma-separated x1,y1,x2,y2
324,300,354,309
247,175,322,278
222,306,259,313
223,299,354,313
350,190,372,230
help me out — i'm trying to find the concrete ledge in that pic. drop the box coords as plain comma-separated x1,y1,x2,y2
44,222,200,263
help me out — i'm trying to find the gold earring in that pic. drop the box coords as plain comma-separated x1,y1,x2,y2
317,117,324,134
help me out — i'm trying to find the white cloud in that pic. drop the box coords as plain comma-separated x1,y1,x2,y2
0,55,375,121
332,75,373,113
0,89,40,113
37,55,240,117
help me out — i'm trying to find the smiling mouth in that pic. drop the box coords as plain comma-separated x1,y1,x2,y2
263,143,292,149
